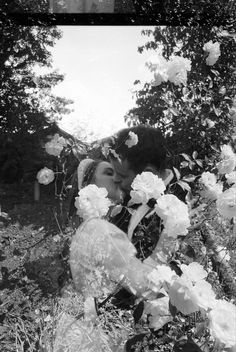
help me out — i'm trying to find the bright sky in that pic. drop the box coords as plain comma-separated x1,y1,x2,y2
50,26,155,141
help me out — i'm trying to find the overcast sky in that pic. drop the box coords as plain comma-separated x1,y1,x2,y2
50,26,155,141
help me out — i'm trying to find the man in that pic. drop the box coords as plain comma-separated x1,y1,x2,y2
107,125,174,308
109,125,173,253
110,125,170,195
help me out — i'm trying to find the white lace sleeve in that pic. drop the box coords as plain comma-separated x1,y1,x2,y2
70,218,157,299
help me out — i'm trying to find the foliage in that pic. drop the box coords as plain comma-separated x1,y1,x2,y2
0,16,75,182
0,23,73,134
3,0,50,12
126,26,236,166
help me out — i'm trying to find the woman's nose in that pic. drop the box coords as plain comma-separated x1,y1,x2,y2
113,173,122,184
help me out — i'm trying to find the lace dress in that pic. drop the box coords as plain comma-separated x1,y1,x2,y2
53,218,156,352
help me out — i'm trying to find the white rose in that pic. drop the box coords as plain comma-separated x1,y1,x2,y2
166,55,192,86
147,265,177,292
152,71,168,86
146,54,169,86
192,280,216,311
208,300,236,348
129,172,166,205
169,275,199,315
200,183,223,201
144,296,173,330
200,172,217,188
217,157,236,175
206,119,215,128
216,187,236,219
203,41,221,66
217,145,236,175
180,262,207,284
36,167,55,185
75,184,112,220
200,172,223,200
45,133,67,157
155,194,190,237
226,171,236,185
125,131,138,148
221,145,235,159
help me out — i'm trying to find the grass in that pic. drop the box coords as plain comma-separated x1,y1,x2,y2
0,181,236,352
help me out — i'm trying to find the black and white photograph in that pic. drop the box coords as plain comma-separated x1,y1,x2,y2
1,1,236,351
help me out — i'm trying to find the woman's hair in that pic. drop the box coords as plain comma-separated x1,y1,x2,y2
68,159,101,220
112,125,168,174
81,160,100,188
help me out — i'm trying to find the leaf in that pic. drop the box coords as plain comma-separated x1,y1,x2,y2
155,292,166,299
192,151,198,159
182,175,196,183
213,105,220,116
169,300,178,317
180,153,192,162
169,107,179,116
195,159,203,168
133,301,144,324
177,181,191,192
173,339,203,352
125,333,148,352
110,205,123,218
188,161,195,170
210,145,220,153
180,161,189,168
211,69,219,76
173,167,181,181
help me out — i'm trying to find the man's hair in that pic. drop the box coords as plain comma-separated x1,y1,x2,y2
113,125,167,173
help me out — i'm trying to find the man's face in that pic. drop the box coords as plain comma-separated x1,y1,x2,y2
110,158,136,196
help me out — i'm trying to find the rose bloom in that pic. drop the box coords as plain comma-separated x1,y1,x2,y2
200,172,223,200
36,167,55,185
144,296,173,330
152,71,168,86
200,172,217,188
206,118,215,128
217,145,236,175
146,53,169,86
216,187,236,219
217,157,236,175
166,55,192,86
180,262,207,284
226,171,236,186
203,40,221,66
208,299,236,348
169,275,199,315
192,280,216,311
129,172,166,205
200,182,223,201
45,133,67,157
75,184,111,220
147,265,177,292
155,194,190,237
221,144,235,159
125,131,138,148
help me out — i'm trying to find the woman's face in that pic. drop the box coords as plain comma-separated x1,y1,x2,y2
93,161,123,203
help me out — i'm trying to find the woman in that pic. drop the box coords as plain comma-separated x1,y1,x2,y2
68,158,123,226
54,158,158,352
